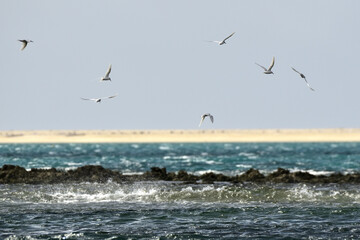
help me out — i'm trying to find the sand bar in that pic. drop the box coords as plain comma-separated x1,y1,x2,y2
0,129,360,143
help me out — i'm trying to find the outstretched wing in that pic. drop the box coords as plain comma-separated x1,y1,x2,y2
199,115,205,127
105,94,117,99
19,40,27,51
81,97,96,101
303,78,315,91
209,114,214,123
223,32,235,41
205,40,221,44
255,63,267,71
268,57,275,70
105,64,112,78
291,67,301,74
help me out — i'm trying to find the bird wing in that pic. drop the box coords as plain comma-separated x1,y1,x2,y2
105,94,117,99
19,41,27,50
223,32,235,41
105,64,112,77
303,78,315,91
291,67,301,74
205,40,221,44
199,116,205,127
268,57,275,70
81,97,97,101
209,115,214,123
255,63,267,71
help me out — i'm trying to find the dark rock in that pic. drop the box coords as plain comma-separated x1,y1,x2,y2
2,164,360,185
237,168,265,182
266,168,292,183
0,165,28,183
200,172,231,183
293,171,315,181
143,167,168,180
174,170,199,182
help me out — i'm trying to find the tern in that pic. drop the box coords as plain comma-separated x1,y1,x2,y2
207,32,235,45
100,64,112,81
255,57,275,74
81,94,117,103
291,67,315,91
199,113,214,127
18,39,33,51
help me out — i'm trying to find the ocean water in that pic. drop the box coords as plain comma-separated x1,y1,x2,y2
1,142,360,239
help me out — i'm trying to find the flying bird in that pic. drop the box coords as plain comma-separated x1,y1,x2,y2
291,67,315,91
18,39,33,51
206,32,235,45
100,64,112,81
255,57,275,74
81,94,117,103
199,113,214,127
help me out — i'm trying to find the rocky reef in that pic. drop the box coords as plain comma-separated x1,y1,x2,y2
1,165,360,184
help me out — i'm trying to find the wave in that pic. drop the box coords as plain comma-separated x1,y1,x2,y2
2,182,360,205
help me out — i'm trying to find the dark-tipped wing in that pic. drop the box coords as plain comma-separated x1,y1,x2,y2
223,32,235,41
209,114,214,123
19,40,27,50
291,67,301,74
105,94,118,99
255,63,267,71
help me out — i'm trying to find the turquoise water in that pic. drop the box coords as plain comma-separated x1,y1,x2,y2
1,142,360,174
1,143,360,239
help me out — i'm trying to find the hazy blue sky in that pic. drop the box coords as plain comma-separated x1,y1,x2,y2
1,0,359,130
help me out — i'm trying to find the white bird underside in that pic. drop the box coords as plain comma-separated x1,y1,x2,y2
81,94,117,103
199,113,214,127
291,67,315,91
255,57,275,74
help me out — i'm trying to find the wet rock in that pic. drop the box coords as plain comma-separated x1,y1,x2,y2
68,165,119,182
237,168,265,182
200,172,231,184
292,171,315,182
2,165,360,184
143,167,168,180
174,170,199,182
0,165,28,183
266,168,292,183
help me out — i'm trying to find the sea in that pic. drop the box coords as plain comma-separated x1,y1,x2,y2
1,142,360,239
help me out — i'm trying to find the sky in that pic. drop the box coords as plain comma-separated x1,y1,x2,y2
0,0,360,130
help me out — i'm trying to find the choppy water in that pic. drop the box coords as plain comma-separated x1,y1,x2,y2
1,143,360,239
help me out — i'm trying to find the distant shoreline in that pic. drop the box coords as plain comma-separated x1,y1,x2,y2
0,129,360,143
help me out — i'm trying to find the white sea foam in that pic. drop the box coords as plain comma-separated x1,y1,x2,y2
64,167,78,171
4,182,360,205
236,164,253,168
194,170,223,175
238,152,258,159
159,145,170,150
288,168,335,176
48,184,160,203
122,172,145,175
67,162,82,166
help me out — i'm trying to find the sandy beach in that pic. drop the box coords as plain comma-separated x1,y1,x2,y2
0,129,360,143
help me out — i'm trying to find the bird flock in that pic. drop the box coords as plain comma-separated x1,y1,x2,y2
18,32,315,128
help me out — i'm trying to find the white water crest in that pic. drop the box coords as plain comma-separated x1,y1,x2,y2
2,182,360,205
